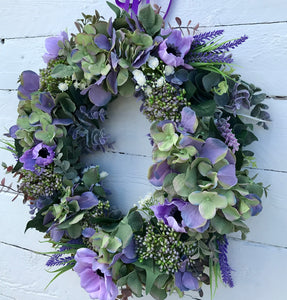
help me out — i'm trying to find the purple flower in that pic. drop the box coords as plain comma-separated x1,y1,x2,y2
151,199,208,233
67,192,99,210
43,31,68,63
158,30,193,69
17,70,40,100
74,248,118,300
178,106,198,134
35,93,55,114
111,238,137,265
81,84,112,107
175,267,199,292
19,143,55,173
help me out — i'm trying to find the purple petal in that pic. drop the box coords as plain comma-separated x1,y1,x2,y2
9,125,19,139
86,85,112,107
182,272,199,290
94,34,111,51
180,107,198,134
77,192,99,210
179,136,204,151
246,194,263,216
107,70,118,94
115,0,129,11
82,227,96,238
148,160,171,187
110,52,119,69
21,70,40,92
52,118,73,125
19,149,35,171
181,203,207,230
217,164,238,188
199,138,228,164
49,226,65,242
35,93,55,114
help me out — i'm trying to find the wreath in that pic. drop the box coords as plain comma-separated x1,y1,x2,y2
1,1,271,300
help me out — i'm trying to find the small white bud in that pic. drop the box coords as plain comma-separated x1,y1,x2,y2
147,56,159,70
164,65,175,76
58,82,69,92
100,171,109,179
156,77,165,88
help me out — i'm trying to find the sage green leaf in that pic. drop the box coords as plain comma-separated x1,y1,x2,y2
34,125,56,144
222,206,241,221
75,33,94,46
131,32,153,48
51,64,74,78
211,215,234,234
69,212,85,225
71,51,85,63
106,237,122,253
117,68,129,86
115,219,133,248
83,24,96,34
138,5,163,36
127,271,142,297
119,79,135,96
82,167,100,187
199,200,217,219
163,173,177,197
198,161,212,176
67,224,82,239
239,199,250,214
173,174,192,197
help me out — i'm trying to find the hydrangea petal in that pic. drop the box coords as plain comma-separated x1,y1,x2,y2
199,137,228,164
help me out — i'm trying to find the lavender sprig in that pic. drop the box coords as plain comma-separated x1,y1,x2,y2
216,117,240,153
217,235,234,288
189,52,233,64
213,35,248,53
191,30,225,48
46,255,74,267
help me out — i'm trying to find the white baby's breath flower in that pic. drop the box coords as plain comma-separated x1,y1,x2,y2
156,77,165,88
132,69,146,86
145,85,152,96
147,56,159,70
73,81,80,89
164,65,175,76
100,171,109,179
58,82,69,92
138,193,153,208
79,82,86,90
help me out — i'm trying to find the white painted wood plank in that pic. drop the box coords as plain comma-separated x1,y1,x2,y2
1,0,286,38
0,242,88,300
1,239,286,300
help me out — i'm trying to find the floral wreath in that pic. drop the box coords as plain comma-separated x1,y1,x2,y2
1,1,271,300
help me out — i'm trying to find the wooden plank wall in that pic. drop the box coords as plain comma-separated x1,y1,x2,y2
0,1,286,299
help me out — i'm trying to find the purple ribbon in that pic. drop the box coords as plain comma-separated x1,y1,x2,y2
115,0,172,18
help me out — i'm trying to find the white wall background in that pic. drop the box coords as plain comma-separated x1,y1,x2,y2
0,0,287,299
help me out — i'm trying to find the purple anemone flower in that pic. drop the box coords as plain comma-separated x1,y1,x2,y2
74,248,118,300
43,31,68,63
151,199,208,233
17,70,40,101
19,143,55,173
158,30,193,69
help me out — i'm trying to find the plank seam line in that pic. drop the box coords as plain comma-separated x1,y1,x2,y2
246,167,287,174
1,20,287,40
0,240,49,257
229,237,287,250
1,89,287,100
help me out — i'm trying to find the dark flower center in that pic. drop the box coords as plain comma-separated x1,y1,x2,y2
166,44,181,57
96,269,105,278
170,207,183,224
38,147,49,158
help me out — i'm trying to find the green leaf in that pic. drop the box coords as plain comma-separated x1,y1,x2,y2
222,206,241,221
190,100,216,117
211,215,234,234
25,208,47,233
69,212,85,225
117,68,129,86
202,72,221,92
127,271,143,297
119,79,135,96
51,64,74,78
71,51,85,63
131,32,153,48
83,24,96,34
34,125,56,144
107,237,122,253
127,211,143,232
82,167,100,187
106,1,121,17
173,174,191,197
134,259,162,295
115,218,133,248
138,5,163,36
67,224,82,239
75,33,93,46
